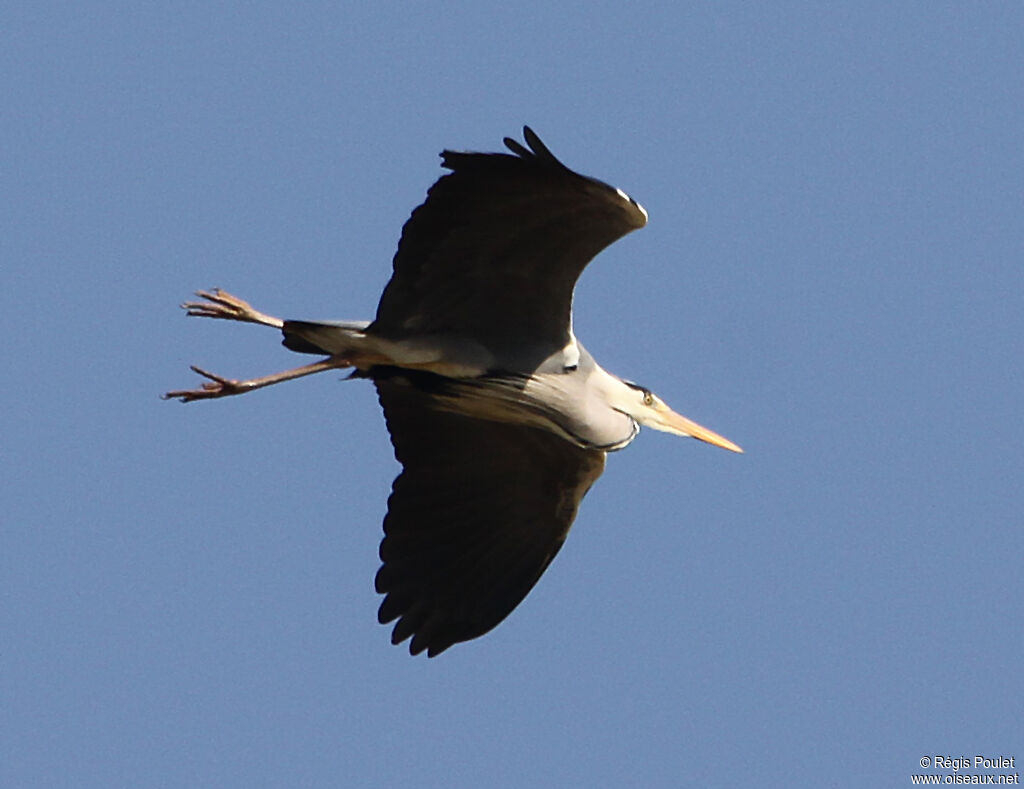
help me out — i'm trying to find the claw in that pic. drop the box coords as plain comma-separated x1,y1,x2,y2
180,289,284,328
162,365,253,402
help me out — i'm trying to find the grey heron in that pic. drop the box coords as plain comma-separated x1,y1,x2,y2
165,127,741,657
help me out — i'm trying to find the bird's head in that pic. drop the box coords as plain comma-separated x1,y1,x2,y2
616,380,743,453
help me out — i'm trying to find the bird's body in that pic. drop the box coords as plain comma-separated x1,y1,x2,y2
165,128,740,656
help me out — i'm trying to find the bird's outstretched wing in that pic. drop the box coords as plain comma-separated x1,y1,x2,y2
370,127,648,362
373,370,606,656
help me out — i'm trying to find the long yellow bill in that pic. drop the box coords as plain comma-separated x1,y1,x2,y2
662,409,744,453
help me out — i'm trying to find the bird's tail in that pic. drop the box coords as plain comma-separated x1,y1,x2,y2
281,320,372,355
282,321,492,377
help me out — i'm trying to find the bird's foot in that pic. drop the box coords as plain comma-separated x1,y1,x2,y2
181,289,284,329
162,366,255,402
163,358,347,403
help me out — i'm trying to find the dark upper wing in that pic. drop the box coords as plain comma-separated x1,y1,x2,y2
369,127,648,359
373,371,606,656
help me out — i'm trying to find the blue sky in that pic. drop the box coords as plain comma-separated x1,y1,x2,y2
4,2,1022,787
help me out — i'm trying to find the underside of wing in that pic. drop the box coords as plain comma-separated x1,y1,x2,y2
373,369,606,656
370,127,648,363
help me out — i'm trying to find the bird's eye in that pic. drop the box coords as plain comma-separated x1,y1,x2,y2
643,391,655,406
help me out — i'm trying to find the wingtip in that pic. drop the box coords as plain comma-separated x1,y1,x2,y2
522,126,554,161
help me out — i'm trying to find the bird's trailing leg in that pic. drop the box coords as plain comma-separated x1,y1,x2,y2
165,288,357,402
181,288,284,328
163,357,349,403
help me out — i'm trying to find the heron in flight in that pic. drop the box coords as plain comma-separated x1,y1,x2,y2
165,127,741,656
